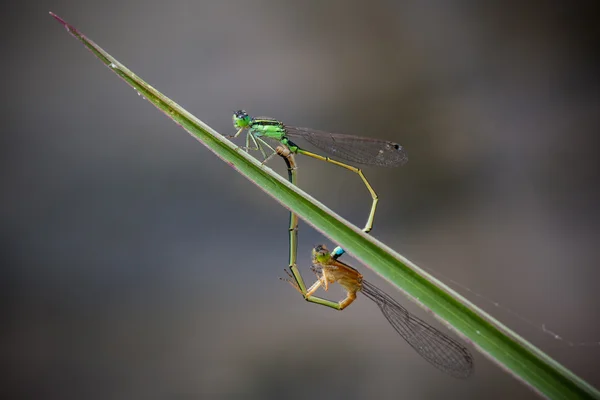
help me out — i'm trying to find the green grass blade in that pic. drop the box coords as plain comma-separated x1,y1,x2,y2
50,12,599,400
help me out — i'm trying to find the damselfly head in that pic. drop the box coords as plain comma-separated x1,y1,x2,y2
312,244,332,264
232,109,251,129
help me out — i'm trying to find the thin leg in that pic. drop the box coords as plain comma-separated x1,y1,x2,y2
243,131,252,152
231,130,276,163
304,276,325,297
253,134,268,159
296,149,378,259
244,132,260,152
226,128,244,139
256,137,278,163
256,137,276,155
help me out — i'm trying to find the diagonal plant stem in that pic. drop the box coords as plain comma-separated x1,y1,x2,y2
49,12,600,399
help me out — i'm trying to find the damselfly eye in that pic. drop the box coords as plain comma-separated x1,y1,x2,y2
314,244,328,253
234,110,248,119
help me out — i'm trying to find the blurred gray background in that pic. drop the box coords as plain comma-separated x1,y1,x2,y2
3,1,599,399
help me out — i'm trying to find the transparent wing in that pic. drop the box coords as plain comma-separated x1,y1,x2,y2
285,126,408,167
361,280,474,378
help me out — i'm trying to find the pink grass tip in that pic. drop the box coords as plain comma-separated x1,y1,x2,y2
49,12,78,35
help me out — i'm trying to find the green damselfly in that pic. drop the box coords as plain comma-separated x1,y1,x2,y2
231,110,408,257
